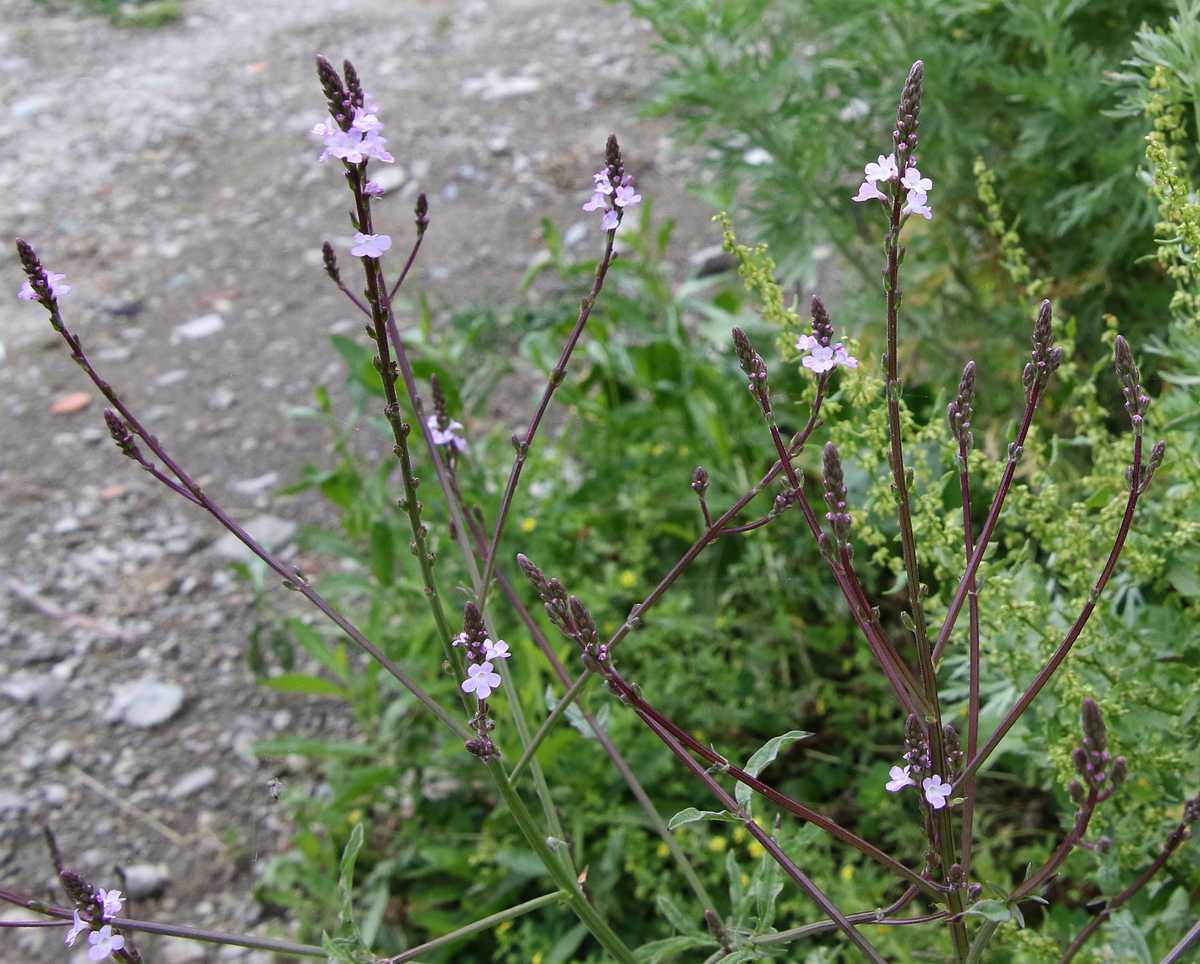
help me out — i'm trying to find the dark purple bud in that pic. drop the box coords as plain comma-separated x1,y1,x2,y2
893,61,924,161
321,241,341,285
59,871,93,905
569,595,598,647
1114,335,1152,433
315,55,350,129
732,327,771,409
342,59,364,109
1095,836,1112,854
1068,780,1086,806
948,361,976,448
822,442,851,545
415,193,429,235
1081,698,1107,754
605,133,623,184
691,466,709,498
810,296,834,347
1109,757,1127,788
1073,747,1089,778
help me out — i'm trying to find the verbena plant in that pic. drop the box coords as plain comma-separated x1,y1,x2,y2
5,54,1198,963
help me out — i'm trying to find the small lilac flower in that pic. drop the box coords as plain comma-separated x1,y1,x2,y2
864,153,898,183
484,638,510,661
614,182,642,208
900,166,932,194
462,661,502,700
19,271,71,301
87,924,124,962
922,774,953,810
851,180,888,203
903,191,932,220
97,889,124,919
363,180,384,197
65,911,88,947
350,233,391,258
426,414,466,452
886,764,915,792
451,632,469,647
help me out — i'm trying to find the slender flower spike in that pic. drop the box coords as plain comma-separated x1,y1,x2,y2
922,774,953,810
87,925,125,962
350,233,391,259
886,764,915,792
462,661,502,700
583,134,641,232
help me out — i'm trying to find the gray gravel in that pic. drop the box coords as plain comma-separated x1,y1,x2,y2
0,0,721,960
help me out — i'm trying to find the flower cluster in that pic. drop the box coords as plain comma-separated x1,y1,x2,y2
311,93,395,166
795,334,858,373
852,152,933,220
886,764,953,810
454,631,511,701
18,270,71,303
64,888,125,961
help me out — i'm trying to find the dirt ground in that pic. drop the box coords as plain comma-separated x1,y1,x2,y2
0,1,724,960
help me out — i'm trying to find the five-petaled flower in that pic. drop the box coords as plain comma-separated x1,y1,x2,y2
484,638,510,661
886,764,915,792
426,414,466,452
922,774,953,810
796,334,859,373
87,924,125,962
350,233,391,259
462,661,502,700
851,150,933,220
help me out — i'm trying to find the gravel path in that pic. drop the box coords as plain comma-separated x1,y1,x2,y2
0,1,720,960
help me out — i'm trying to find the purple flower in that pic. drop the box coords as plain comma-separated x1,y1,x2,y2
363,180,384,197
87,925,125,962
18,271,71,302
886,764,915,792
583,169,641,232
97,889,124,920
484,638,510,661
922,774,953,810
462,661,502,700
796,335,858,373
65,911,88,948
426,414,466,452
902,190,932,220
350,233,391,259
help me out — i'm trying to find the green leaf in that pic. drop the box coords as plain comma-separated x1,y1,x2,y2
735,730,812,811
655,894,705,938
261,673,346,697
633,935,715,964
668,807,741,828
337,821,364,923
961,899,1013,923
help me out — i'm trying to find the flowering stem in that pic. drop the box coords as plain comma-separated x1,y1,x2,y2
954,435,1146,790
15,263,471,741
478,231,618,604
1058,797,1199,963
879,126,967,956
